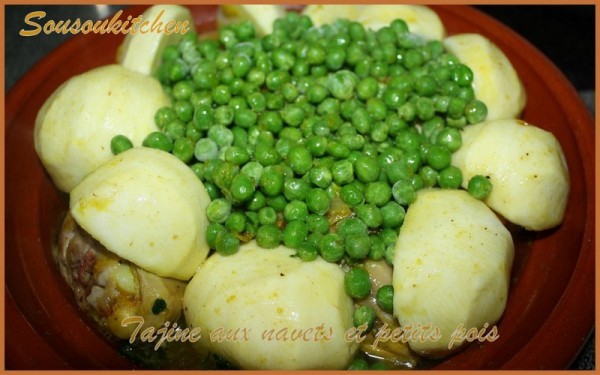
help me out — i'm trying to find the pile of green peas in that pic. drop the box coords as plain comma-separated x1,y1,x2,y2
111,10,493,352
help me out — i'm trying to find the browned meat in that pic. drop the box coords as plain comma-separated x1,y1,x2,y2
54,212,187,340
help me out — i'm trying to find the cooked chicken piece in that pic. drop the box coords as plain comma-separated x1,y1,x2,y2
54,212,186,340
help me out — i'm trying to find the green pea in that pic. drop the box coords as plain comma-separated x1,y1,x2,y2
110,135,133,155
344,267,371,299
267,194,288,212
327,70,357,100
258,206,278,225
143,131,173,152
364,182,392,207
284,220,309,248
426,144,452,171
230,174,256,202
392,179,417,206
417,166,437,188
340,183,364,206
256,224,282,249
368,235,385,261
284,200,309,222
224,212,246,234
234,108,258,128
172,137,194,163
319,233,345,262
337,217,368,238
354,156,380,183
468,175,493,200
247,190,267,211
308,166,333,189
206,198,232,223
345,234,371,259
306,214,329,234
452,63,474,86
295,242,318,262
380,201,406,229
355,204,383,229
206,222,226,248
287,146,313,175
255,144,281,166
307,136,328,157
436,127,462,152
464,99,488,124
259,167,285,196
327,142,350,160
376,285,394,313
306,188,331,215
194,138,218,162
437,166,463,189
353,305,376,331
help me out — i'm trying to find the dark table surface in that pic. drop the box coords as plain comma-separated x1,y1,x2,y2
4,4,595,370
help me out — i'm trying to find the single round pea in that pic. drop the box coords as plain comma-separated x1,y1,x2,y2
368,235,386,261
437,166,463,189
234,108,258,128
259,167,285,196
376,285,394,313
345,234,371,259
379,228,398,247
231,174,256,202
435,127,462,152
284,220,309,249
337,217,368,238
110,135,133,155
225,212,246,234
206,198,232,223
309,166,333,189
344,267,371,299
364,182,392,207
327,70,357,100
464,99,488,124
426,144,452,171
143,131,173,152
452,63,474,87
295,242,318,262
164,120,186,140
332,160,354,185
353,305,376,332
154,107,177,129
206,222,226,248
392,179,417,206
172,137,194,163
355,204,383,229
247,190,266,211
306,214,329,234
287,146,313,175
380,201,406,229
340,183,364,206
306,188,331,215
284,200,309,222
258,206,278,225
194,138,218,162
256,224,282,249
354,156,381,183
319,233,345,262
468,175,493,200
214,230,240,256
266,194,288,212
307,136,328,157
